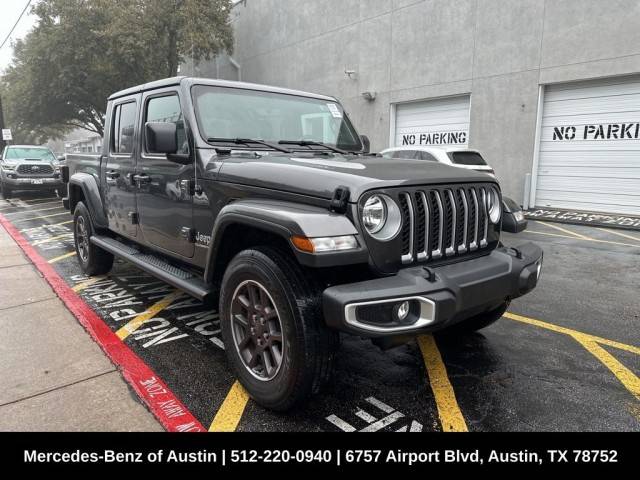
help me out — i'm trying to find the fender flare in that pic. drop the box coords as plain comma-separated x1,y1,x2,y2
68,172,109,229
203,199,367,283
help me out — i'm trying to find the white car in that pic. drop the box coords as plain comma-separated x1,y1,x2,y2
380,146,527,232
380,146,496,177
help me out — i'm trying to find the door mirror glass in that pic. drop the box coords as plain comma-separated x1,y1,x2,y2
145,122,178,154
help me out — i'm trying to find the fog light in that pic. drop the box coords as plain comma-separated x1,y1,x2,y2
394,301,410,321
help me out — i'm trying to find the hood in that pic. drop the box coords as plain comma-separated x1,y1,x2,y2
4,157,54,164
216,152,497,201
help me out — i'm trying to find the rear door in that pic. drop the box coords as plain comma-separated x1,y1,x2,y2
135,88,195,258
104,96,140,238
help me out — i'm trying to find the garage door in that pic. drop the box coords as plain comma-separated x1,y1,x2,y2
393,95,470,148
534,77,640,215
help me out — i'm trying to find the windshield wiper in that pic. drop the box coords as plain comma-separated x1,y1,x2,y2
278,140,348,155
207,137,292,154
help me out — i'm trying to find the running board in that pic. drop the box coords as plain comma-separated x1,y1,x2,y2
90,235,212,302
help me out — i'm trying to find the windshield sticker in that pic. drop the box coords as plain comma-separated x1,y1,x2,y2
327,103,343,118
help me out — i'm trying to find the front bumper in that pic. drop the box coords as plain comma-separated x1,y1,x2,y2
2,175,64,190
323,242,543,337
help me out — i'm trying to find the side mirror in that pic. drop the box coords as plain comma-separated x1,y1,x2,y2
145,122,191,165
501,196,528,233
57,155,66,164
360,135,370,154
146,122,178,154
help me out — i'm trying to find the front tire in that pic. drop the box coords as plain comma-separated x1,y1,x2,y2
1,182,12,199
73,202,114,276
219,246,337,411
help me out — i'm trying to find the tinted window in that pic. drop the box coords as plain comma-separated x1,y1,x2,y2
5,147,55,161
392,150,417,159
146,95,188,154
112,102,137,154
450,151,487,166
415,151,438,161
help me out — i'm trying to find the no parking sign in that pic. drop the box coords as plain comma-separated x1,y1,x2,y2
1,128,11,141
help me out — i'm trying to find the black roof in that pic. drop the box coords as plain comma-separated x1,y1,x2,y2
108,77,336,102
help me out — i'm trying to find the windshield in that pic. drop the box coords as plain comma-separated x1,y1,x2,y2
5,147,56,162
192,85,363,152
449,151,488,166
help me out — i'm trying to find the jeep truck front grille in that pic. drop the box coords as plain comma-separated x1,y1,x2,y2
397,185,492,264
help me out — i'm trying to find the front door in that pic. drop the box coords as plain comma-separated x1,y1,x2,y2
104,96,140,238
135,90,195,258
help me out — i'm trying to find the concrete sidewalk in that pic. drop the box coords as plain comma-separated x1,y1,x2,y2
0,224,162,431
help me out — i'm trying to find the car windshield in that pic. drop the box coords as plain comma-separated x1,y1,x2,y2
192,85,363,152
449,151,487,166
5,147,56,161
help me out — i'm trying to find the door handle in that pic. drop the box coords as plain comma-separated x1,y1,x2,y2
132,174,151,185
106,170,120,179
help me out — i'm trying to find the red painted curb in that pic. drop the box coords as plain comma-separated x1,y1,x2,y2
0,213,206,432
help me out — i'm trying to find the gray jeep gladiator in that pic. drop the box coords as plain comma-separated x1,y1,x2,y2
62,77,543,410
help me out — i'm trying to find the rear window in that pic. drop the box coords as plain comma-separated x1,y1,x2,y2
5,147,55,161
449,151,487,166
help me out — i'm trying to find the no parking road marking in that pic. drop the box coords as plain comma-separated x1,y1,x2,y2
116,290,185,340
326,397,423,432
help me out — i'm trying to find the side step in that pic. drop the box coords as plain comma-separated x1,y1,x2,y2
90,235,212,302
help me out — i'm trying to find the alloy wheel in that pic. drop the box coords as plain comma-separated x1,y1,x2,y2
230,280,285,381
75,216,90,262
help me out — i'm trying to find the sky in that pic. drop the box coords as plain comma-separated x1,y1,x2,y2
0,0,37,73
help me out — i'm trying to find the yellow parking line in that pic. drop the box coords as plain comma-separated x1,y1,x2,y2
4,205,64,216
72,276,106,292
596,227,640,244
505,312,640,401
572,335,640,401
535,221,594,240
417,335,468,432
208,381,250,432
21,220,73,232
526,230,640,249
47,251,76,263
504,312,640,356
32,233,74,246
115,290,184,340
13,212,69,223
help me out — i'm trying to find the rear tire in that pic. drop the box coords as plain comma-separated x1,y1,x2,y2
73,201,114,276
443,301,510,335
219,246,337,411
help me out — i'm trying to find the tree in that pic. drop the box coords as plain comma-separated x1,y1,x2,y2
1,0,233,141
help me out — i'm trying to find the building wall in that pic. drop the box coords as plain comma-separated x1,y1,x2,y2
222,0,640,204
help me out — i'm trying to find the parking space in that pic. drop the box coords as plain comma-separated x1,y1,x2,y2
1,193,638,432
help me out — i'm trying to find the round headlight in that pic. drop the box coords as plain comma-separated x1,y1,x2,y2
361,194,402,240
362,195,387,234
487,187,501,224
